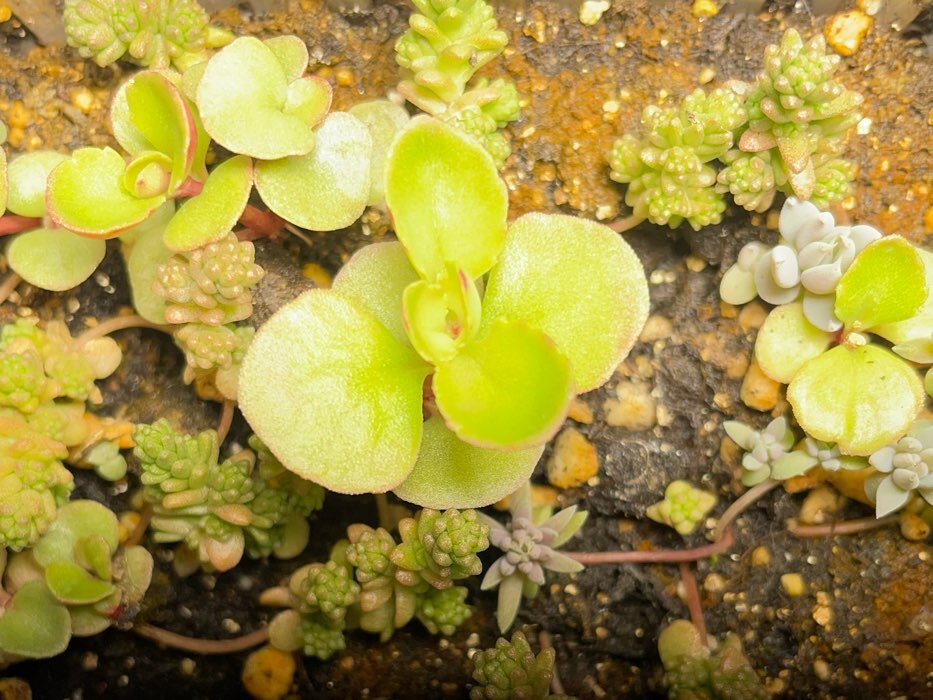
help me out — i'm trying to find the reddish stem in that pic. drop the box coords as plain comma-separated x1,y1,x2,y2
173,177,204,199
134,623,269,655
0,215,42,236
607,215,645,233
216,400,236,446
239,204,284,238
788,513,899,537
566,527,734,565
679,561,708,646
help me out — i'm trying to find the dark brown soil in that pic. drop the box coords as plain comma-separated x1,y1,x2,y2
1,1,931,698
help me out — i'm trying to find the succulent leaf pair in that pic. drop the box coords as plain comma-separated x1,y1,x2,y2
239,117,649,508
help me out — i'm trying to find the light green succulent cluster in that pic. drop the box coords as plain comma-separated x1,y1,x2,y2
866,420,933,518
174,322,254,401
0,419,74,551
607,87,746,231
263,507,487,659
133,420,323,572
395,0,521,166
63,0,232,70
0,319,125,484
647,481,718,536
153,234,264,326
717,29,862,211
0,500,153,664
658,620,767,700
469,630,561,700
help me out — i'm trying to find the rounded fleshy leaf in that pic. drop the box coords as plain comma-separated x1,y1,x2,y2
0,581,71,659
6,151,67,217
255,112,372,231
120,546,155,603
433,320,574,449
348,100,411,205
239,290,430,493
47,147,166,237
33,500,119,568
481,213,649,392
384,116,507,279
69,601,116,637
196,37,318,159
123,202,176,323
394,416,543,509
45,561,116,605
332,241,419,344
0,148,6,212
719,265,757,306
402,265,481,364
926,367,932,397
7,228,106,292
770,451,819,480
281,76,332,127
875,248,933,345
892,336,933,364
263,35,310,83
164,155,253,251
787,343,924,456
754,303,832,384
835,236,926,332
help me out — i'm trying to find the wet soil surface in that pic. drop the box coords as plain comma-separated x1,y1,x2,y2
1,1,931,698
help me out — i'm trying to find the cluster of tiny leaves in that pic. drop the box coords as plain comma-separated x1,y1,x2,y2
133,420,323,571
395,0,521,165
264,507,487,658
469,630,560,700
609,28,862,228
63,0,226,69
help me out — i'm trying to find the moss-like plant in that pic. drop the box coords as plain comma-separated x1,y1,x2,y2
658,620,767,700
394,0,521,166
63,0,233,70
470,630,561,699
478,482,587,632
133,421,324,572
646,481,717,535
262,506,487,658
239,117,649,509
0,500,152,663
721,199,929,457
865,420,933,518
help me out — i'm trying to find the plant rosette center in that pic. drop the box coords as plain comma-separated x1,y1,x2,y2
239,117,650,509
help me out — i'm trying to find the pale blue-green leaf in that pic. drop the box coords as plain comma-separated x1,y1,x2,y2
348,99,410,205
5,151,66,217
0,581,71,658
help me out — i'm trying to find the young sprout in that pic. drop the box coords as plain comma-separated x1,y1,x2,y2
647,481,718,536
866,421,933,518
470,630,559,700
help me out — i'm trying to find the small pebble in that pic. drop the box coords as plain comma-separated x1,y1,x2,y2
567,398,594,424
813,658,832,681
698,67,716,85
639,315,672,342
899,511,930,541
692,0,719,18
685,255,707,272
603,380,657,431
738,301,768,331
824,10,872,57
242,646,296,700
180,658,196,676
740,358,781,412
579,1,610,25
547,427,600,488
799,486,844,525
752,546,772,566
781,573,805,596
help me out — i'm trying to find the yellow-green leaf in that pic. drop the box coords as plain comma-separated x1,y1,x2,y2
5,151,66,217
874,248,933,345
787,343,924,455
754,303,833,384
7,228,106,292
835,236,926,332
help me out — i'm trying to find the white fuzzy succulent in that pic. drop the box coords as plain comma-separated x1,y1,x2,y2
865,421,933,518
720,198,881,330
802,438,866,472
724,416,817,485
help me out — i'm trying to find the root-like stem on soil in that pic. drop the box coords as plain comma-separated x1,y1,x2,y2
134,623,269,655
567,526,734,565
788,513,899,537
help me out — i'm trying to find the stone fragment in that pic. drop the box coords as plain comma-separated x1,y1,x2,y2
567,398,594,424
824,10,872,57
781,573,805,596
603,380,657,431
740,358,781,411
547,427,600,489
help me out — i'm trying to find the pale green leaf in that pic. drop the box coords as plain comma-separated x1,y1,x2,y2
0,581,71,659
402,265,481,364
69,601,115,636
892,336,933,364
238,290,430,493
770,451,819,480
123,202,175,323
5,151,66,217
196,37,316,159
495,573,523,633
481,213,649,391
787,343,924,455
394,416,542,509
875,477,911,517
45,561,116,605
120,546,154,603
331,241,419,344
384,116,507,279
33,500,119,568
255,112,371,231
7,228,105,292
0,148,6,213
282,76,332,127
874,248,933,345
47,147,166,237
263,35,309,83
348,99,410,205
926,367,932,397
835,236,926,332
433,320,574,449
164,154,252,251
754,303,833,384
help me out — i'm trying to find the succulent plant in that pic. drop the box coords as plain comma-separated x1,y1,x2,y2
0,501,153,662
394,0,520,165
723,417,820,485
174,322,254,400
63,0,232,70
720,198,881,331
294,560,360,624
469,630,559,700
646,481,718,536
478,482,587,632
153,234,264,326
801,438,866,473
391,508,489,589
0,419,74,551
866,421,933,518
608,88,746,230
737,29,862,203
658,620,767,700
134,420,322,571
416,586,471,635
